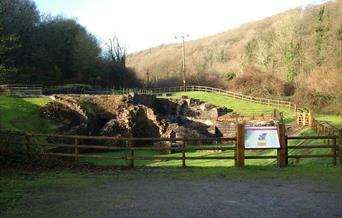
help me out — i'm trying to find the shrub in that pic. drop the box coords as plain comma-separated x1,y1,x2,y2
227,68,294,98
224,72,236,81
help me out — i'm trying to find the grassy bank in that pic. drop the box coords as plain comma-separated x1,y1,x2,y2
0,96,57,133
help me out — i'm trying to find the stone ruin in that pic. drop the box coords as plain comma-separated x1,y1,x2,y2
41,93,280,149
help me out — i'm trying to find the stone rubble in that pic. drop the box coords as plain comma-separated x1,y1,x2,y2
41,94,279,148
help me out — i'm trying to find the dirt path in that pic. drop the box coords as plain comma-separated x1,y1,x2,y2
3,177,342,218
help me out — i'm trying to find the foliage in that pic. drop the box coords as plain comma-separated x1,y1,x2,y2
0,0,141,87
104,35,127,67
228,69,295,98
0,24,19,83
223,71,236,81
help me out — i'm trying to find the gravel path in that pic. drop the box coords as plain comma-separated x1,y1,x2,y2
3,177,342,218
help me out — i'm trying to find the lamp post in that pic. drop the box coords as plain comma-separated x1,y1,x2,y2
175,34,189,91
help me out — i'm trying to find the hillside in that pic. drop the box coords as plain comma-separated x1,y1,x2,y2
127,0,342,113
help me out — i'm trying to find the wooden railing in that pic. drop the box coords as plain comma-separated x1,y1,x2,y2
1,124,341,168
313,119,341,143
0,84,42,96
141,86,297,110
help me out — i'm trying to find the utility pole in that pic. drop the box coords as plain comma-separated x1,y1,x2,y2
175,34,189,91
146,48,151,88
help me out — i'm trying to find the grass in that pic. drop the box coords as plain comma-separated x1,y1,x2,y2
169,91,297,123
0,171,114,211
313,113,342,128
0,96,58,133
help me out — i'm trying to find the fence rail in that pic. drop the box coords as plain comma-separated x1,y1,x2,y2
141,86,296,110
1,124,341,168
0,84,42,96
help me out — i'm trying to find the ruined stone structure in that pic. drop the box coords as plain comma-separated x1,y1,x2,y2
41,94,280,147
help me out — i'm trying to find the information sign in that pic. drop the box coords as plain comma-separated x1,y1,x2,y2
244,126,280,149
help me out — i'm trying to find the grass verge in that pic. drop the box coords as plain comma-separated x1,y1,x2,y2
0,96,58,133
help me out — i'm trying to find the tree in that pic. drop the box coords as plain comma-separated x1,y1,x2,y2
0,24,19,83
0,0,39,71
30,16,101,82
104,35,127,67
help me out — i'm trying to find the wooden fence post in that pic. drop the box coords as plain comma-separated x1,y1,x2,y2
127,140,134,168
277,124,287,167
182,141,186,167
339,129,342,166
308,111,313,127
332,138,337,166
74,138,78,161
235,124,245,167
285,136,289,166
324,126,327,144
25,134,32,155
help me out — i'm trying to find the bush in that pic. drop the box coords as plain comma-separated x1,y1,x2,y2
0,86,10,96
227,68,294,98
224,72,236,81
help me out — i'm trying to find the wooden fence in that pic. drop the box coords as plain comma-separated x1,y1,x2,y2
119,86,297,111
0,84,42,96
0,124,341,168
295,110,341,142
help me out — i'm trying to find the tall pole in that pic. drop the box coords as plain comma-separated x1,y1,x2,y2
182,38,186,91
175,34,189,92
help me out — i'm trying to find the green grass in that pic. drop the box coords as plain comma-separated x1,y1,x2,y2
0,96,58,133
313,113,342,128
169,91,297,123
0,171,113,211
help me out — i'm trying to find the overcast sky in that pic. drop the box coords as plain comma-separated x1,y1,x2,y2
34,0,329,53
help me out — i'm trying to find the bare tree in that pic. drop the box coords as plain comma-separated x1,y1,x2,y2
105,35,127,67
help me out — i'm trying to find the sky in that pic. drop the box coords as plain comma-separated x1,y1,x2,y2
33,0,329,53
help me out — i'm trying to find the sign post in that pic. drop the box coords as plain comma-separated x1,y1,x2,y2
277,124,287,167
244,126,280,149
235,124,245,167
243,125,287,167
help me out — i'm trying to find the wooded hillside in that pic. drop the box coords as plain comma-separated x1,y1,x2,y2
127,0,342,113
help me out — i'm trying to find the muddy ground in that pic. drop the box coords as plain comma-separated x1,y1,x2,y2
2,174,342,218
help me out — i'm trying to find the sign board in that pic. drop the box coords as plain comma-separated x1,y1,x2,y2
244,126,280,149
